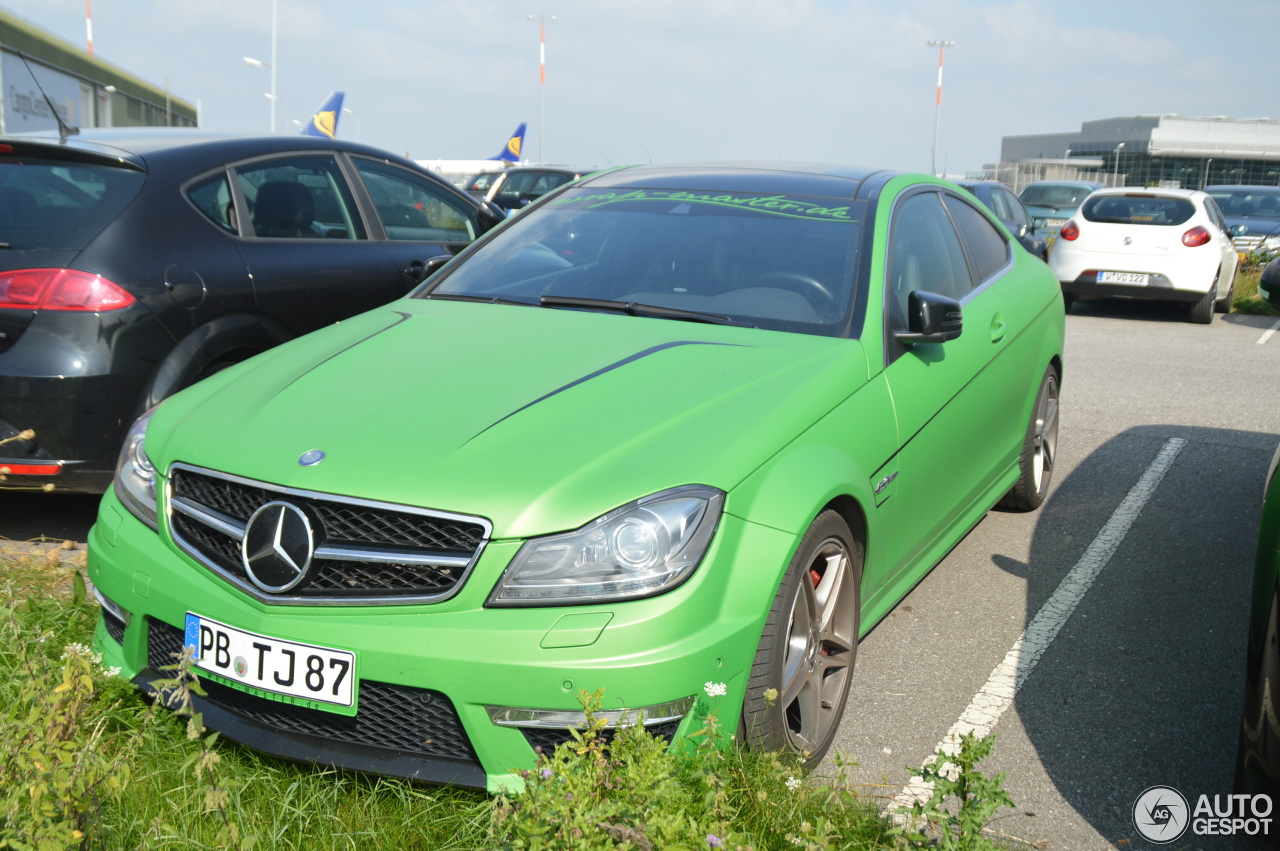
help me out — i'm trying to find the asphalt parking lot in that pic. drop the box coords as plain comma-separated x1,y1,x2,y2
3,297,1279,849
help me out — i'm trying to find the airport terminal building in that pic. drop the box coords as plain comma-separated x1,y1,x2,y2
0,9,195,135
998,115,1280,190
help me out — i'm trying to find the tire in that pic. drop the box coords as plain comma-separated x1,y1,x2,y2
741,511,861,768
1215,275,1235,314
999,367,1060,511
1188,287,1214,324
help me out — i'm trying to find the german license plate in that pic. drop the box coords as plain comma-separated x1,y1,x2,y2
1097,271,1149,285
184,613,355,708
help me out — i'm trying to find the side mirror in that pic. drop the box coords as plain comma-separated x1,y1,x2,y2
417,253,454,283
1231,224,1249,237
1260,258,1280,310
895,290,963,345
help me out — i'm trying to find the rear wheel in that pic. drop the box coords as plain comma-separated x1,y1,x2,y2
741,511,861,768
1188,286,1215,324
1000,366,1060,511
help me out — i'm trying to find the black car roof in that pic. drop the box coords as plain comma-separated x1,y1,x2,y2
0,128,421,172
578,161,897,200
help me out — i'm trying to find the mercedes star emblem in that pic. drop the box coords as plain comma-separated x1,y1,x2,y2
241,501,315,593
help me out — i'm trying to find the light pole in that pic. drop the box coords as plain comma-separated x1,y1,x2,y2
1114,142,1125,185
927,40,955,177
1203,157,1213,189
243,0,278,131
528,14,556,163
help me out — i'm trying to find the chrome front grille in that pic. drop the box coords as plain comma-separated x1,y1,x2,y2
167,464,491,605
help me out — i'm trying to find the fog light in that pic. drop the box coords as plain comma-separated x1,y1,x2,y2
485,695,694,729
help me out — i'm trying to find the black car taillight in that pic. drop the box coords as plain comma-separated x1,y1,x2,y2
1182,226,1211,247
0,269,135,311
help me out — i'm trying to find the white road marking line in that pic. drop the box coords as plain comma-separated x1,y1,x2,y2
1258,319,1280,346
890,437,1186,814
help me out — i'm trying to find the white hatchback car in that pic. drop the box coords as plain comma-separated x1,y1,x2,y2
1049,187,1239,324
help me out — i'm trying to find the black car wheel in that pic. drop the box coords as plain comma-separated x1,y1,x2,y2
742,510,861,768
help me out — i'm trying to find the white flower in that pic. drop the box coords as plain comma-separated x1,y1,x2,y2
703,681,727,698
883,747,892,755
786,775,802,791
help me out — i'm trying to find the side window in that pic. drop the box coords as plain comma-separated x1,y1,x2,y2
351,158,479,243
944,195,1010,286
887,191,974,326
999,189,1031,228
235,155,366,240
1204,197,1228,233
187,172,237,234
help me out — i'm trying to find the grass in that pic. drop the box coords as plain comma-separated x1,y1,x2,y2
1232,265,1280,316
0,538,1027,850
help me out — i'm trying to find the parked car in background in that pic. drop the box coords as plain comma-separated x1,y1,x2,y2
465,166,584,215
0,129,504,493
1259,256,1280,309
1019,180,1106,240
89,162,1065,790
1048,187,1238,322
955,180,1048,260
1204,185,1280,263
1235,440,1280,800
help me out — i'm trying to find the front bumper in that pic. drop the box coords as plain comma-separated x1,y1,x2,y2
88,489,793,791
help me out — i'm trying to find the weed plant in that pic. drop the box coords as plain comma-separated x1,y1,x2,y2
0,545,1022,850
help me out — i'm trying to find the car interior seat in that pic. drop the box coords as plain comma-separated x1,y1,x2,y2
253,181,316,237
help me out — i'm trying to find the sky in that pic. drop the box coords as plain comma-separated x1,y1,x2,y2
4,0,1280,176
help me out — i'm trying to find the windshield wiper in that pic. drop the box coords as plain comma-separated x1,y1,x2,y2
423,292,538,307
539,295,753,327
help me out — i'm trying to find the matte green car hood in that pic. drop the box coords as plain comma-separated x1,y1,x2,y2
150,300,869,538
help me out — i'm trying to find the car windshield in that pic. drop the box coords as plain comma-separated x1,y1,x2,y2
1207,189,1280,219
1080,194,1195,226
0,158,144,251
420,185,864,337
1020,185,1093,208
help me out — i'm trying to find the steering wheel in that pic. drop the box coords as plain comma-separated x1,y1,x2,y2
752,271,836,305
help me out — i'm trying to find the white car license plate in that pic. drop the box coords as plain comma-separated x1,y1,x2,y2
184,613,356,708
1097,271,1149,285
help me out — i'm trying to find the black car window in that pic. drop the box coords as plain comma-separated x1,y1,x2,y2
496,171,540,198
350,158,478,243
235,155,366,240
887,191,974,322
998,188,1031,227
1081,194,1194,226
944,195,1010,287
0,158,144,251
187,172,238,234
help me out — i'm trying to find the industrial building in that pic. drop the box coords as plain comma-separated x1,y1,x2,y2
991,115,1280,192
0,9,196,135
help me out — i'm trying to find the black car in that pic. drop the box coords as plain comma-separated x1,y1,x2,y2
955,180,1048,260
1236,441,1280,799
464,166,584,215
1205,185,1280,262
0,129,504,493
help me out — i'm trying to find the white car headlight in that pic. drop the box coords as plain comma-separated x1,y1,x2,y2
488,485,724,606
113,409,158,530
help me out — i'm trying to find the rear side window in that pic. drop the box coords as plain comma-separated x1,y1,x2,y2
0,158,144,250
1020,184,1093,207
1081,194,1194,226
235,155,367,240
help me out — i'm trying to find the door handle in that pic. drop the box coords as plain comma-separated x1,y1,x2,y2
990,315,1007,343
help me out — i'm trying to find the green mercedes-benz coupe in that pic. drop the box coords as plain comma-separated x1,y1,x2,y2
89,162,1065,791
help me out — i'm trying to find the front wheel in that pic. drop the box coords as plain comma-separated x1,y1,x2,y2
1000,366,1060,511
741,511,861,768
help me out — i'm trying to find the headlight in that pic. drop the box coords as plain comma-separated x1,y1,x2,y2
113,409,158,530
488,485,724,606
